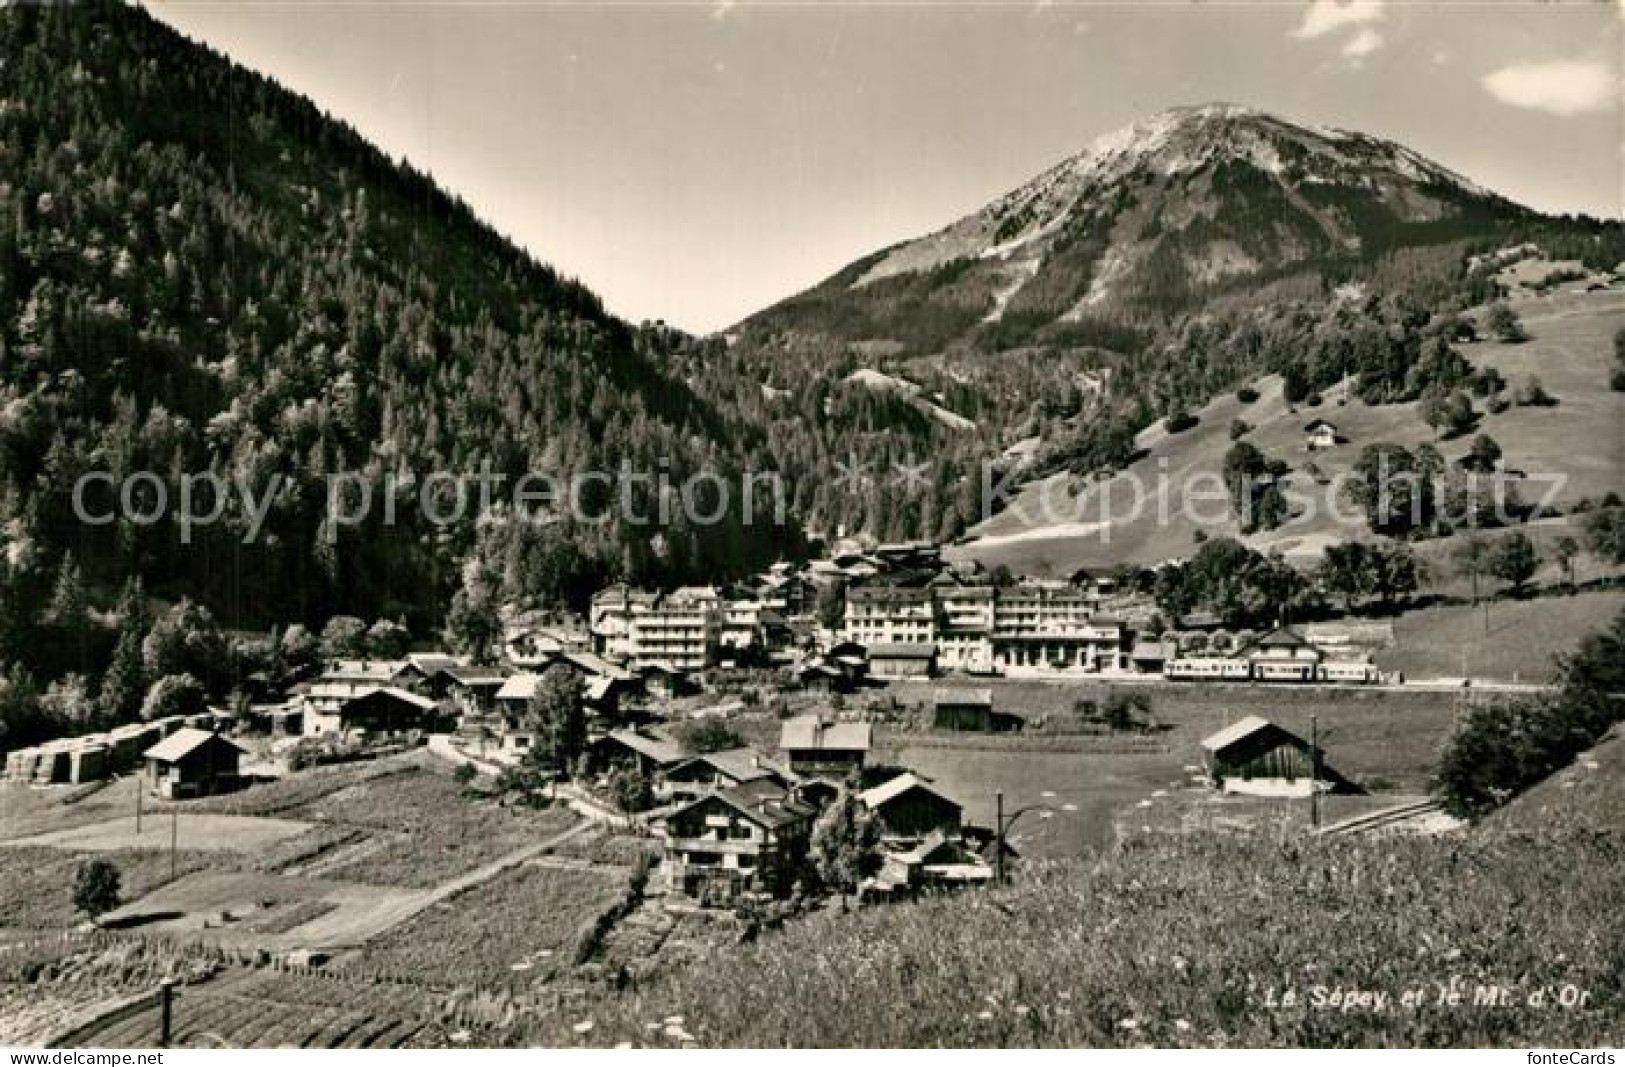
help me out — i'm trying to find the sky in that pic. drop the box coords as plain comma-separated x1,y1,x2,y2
147,1,1623,333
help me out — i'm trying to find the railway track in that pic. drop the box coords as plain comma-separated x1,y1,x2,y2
1317,798,1444,836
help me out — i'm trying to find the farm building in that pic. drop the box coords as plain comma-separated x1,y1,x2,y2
866,641,937,680
664,747,793,800
779,714,871,778
931,688,1023,733
859,773,963,840
658,779,815,904
143,728,248,799
1199,716,1355,797
1304,419,1340,451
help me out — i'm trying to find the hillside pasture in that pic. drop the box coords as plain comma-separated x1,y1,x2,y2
1373,588,1625,683
954,284,1625,574
879,679,1463,856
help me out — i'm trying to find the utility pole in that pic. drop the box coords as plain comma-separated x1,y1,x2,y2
169,805,178,882
1310,714,1320,829
994,790,1005,885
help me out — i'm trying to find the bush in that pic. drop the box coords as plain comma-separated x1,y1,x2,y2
1513,376,1555,407
606,765,655,814
1434,606,1625,818
676,719,745,754
1228,418,1251,441
140,673,206,721
1164,410,1197,434
73,857,121,919
1236,386,1259,404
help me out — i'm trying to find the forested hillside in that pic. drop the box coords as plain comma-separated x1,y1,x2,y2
0,0,801,654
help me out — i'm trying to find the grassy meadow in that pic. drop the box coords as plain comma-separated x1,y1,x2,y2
537,746,1625,1047
954,283,1625,575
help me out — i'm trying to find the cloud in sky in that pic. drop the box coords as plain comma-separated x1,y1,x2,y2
1292,0,1384,41
1341,27,1382,60
1482,58,1617,117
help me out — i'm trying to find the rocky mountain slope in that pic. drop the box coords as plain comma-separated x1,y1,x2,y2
739,104,1551,357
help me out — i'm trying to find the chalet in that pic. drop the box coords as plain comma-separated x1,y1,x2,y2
797,660,854,695
866,641,937,680
1244,627,1324,682
305,686,437,737
404,653,465,696
582,675,631,722
664,747,793,800
870,831,994,897
931,688,1022,733
779,714,871,778
637,662,693,701
143,728,248,799
659,779,815,904
1304,419,1340,451
1199,716,1354,797
504,622,589,668
324,658,420,689
859,773,963,840
588,727,686,779
563,650,638,684
440,665,510,716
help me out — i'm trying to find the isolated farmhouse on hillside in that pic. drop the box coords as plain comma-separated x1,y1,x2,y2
143,728,248,799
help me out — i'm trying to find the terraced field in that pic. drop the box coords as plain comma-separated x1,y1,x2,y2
69,984,438,1049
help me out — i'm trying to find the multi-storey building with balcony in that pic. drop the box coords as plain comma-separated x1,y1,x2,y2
628,586,722,672
841,586,937,647
589,583,658,661
991,584,1123,673
933,585,996,673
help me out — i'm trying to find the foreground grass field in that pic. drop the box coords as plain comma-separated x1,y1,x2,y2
538,773,1623,1047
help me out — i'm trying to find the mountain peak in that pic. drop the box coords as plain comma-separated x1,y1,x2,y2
842,105,1503,296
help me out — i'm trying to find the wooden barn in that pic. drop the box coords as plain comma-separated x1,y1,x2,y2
143,728,248,799
587,727,686,779
932,688,1023,733
1199,716,1355,797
